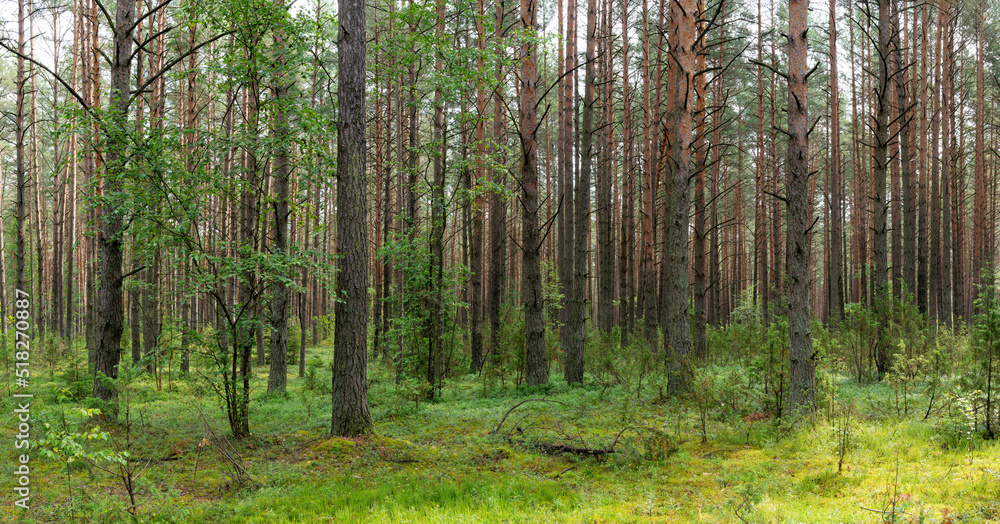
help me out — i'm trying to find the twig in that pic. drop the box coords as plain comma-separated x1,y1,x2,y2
490,398,569,436
859,506,916,518
553,466,576,479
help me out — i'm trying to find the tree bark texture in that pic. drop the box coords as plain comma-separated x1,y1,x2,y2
331,0,373,437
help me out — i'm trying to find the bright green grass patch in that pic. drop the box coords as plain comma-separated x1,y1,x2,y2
6,341,1000,523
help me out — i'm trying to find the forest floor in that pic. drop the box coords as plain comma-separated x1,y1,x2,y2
3,340,1000,523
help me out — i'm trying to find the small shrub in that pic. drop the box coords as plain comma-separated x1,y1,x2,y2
933,389,986,450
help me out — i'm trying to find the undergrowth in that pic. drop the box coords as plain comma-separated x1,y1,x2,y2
3,312,1000,523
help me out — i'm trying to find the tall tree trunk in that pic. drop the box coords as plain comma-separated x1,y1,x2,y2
892,1,915,303
828,0,844,321
973,1,987,295
427,0,447,397
470,0,488,374
0,162,7,357
787,0,815,411
489,0,509,376
663,0,697,394
938,0,952,328
28,5,46,346
916,2,929,315
691,0,707,361
596,6,614,335
93,0,137,409
331,0,373,437
50,9,66,342
930,72,941,322
709,0,725,326
619,0,636,342
15,0,28,342
520,0,548,386
268,7,292,394
945,7,961,324
872,0,892,376
567,0,598,385
558,0,577,377
639,0,660,352
0,162,7,359
755,0,768,319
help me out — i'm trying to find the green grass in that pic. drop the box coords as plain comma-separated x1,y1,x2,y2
3,341,1000,523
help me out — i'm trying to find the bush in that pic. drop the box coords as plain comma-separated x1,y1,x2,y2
933,389,986,450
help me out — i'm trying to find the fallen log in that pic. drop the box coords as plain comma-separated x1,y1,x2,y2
530,440,614,457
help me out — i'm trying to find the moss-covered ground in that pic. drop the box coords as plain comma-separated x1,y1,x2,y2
2,339,999,523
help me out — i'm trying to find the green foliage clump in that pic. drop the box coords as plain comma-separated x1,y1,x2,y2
481,302,525,391
970,274,1000,439
55,352,93,401
36,407,124,471
378,231,469,391
932,389,985,450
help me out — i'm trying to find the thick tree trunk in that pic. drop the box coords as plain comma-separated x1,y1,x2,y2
872,0,892,376
558,0,577,378
331,0,373,437
619,0,636,342
267,10,292,394
470,0,488,374
786,0,815,412
488,0,508,377
520,0,548,387
566,0,598,385
427,0,447,396
93,0,136,409
663,0,697,395
692,0,707,361
639,0,660,352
